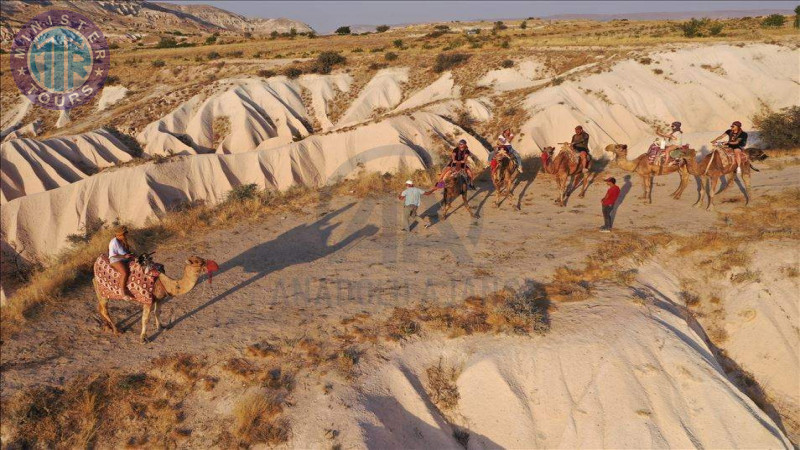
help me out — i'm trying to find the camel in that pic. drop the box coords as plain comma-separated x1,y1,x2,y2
491,149,519,208
607,143,693,204
93,256,217,343
440,169,475,219
538,144,591,206
673,143,753,210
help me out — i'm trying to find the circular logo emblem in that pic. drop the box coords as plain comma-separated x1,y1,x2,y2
10,10,110,110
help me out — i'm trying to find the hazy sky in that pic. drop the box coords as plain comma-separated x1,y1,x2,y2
163,1,797,33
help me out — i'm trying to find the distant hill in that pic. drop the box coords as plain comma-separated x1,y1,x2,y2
0,0,313,42
547,9,792,21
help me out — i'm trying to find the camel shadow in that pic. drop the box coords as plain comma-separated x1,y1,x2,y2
148,202,377,340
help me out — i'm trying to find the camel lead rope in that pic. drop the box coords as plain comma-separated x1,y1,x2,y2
703,150,715,176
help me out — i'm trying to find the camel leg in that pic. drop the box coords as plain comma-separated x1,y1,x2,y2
707,176,719,211
579,171,590,198
94,279,119,335
461,193,475,218
672,169,688,199
441,201,450,220
639,176,649,200
153,300,162,331
140,303,153,343
743,172,752,206
693,176,706,208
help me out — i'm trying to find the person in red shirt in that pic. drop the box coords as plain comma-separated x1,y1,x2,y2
600,177,621,232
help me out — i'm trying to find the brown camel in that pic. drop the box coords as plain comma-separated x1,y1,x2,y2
440,169,475,219
93,256,216,343
491,148,519,208
607,143,692,204
675,144,752,210
538,144,591,206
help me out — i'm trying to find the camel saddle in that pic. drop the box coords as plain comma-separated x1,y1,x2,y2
716,147,748,167
648,144,689,167
491,149,512,173
94,255,161,305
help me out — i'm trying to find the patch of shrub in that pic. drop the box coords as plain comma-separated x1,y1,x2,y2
493,21,508,31
753,106,800,149
434,25,450,31
368,62,388,71
151,59,166,68
225,184,260,203
205,35,217,45
520,20,528,29
335,26,351,35
384,52,398,61
551,76,564,85
105,75,120,85
652,68,664,75
678,17,710,37
761,14,786,27
370,47,385,53
709,22,724,35
207,51,220,60
283,67,303,79
638,57,652,65
499,39,510,49
376,25,390,33
500,59,514,68
258,69,276,78
351,47,363,53
433,52,470,72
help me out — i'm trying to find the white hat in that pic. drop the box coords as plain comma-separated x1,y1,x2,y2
405,180,413,185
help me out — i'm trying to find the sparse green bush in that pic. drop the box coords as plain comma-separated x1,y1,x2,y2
499,39,510,49
493,21,508,31
105,75,120,85
205,35,217,45
225,184,261,203
520,20,528,29
709,22,724,35
433,52,470,72
393,39,403,48
638,57,652,65
311,51,346,73
207,51,220,60
652,68,664,75
501,59,514,68
552,76,564,85
753,106,800,149
385,52,398,61
335,26,351,35
678,17,710,37
434,25,450,31
761,14,786,27
351,47,363,53
151,59,166,68
376,25,390,33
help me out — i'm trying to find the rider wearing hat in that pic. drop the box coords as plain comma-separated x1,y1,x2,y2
109,226,135,298
570,125,591,172
712,121,748,174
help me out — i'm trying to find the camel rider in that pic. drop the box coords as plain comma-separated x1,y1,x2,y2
657,121,684,166
109,226,135,298
712,121,748,175
570,125,590,172
491,129,523,174
437,139,475,189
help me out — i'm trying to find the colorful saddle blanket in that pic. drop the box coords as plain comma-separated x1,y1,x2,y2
94,255,160,305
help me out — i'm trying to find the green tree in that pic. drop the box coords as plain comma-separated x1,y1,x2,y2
376,25,390,32
335,26,351,35
795,5,800,28
393,39,403,48
520,20,527,29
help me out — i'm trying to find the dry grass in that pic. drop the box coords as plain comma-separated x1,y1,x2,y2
233,391,290,447
425,358,461,411
2,372,191,448
381,284,550,340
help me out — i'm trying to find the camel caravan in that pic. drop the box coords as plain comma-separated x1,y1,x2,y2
93,121,757,342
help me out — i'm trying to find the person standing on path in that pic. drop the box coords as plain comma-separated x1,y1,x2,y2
600,177,621,233
399,180,432,231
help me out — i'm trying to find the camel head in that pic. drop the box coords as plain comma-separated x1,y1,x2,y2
185,256,219,283
541,146,556,156
605,143,628,158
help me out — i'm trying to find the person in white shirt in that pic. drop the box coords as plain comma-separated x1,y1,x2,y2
492,129,523,173
657,121,684,166
398,180,433,231
109,226,135,298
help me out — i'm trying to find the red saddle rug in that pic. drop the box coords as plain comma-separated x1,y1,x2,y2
94,255,160,305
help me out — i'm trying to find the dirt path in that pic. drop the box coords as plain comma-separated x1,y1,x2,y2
2,161,797,398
